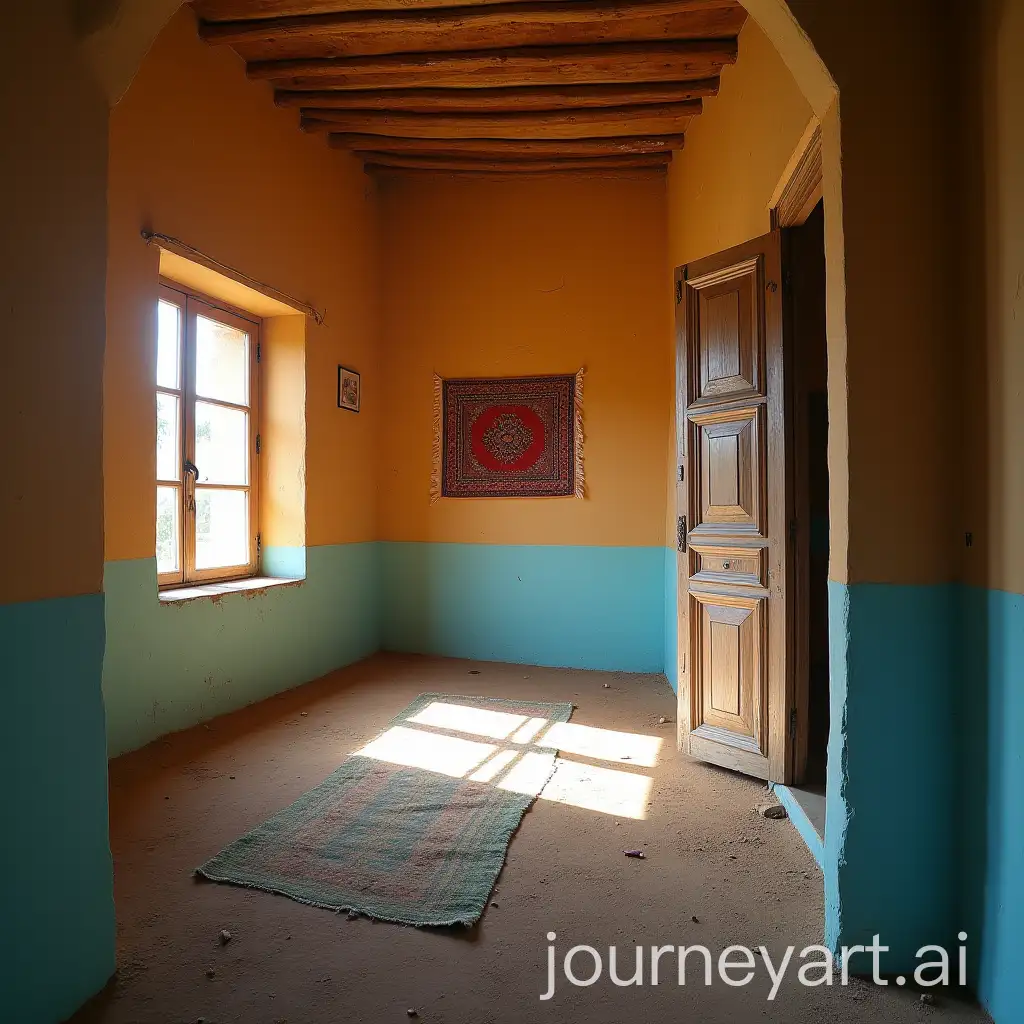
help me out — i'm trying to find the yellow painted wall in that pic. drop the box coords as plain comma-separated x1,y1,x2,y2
105,7,378,563
0,4,108,605
377,171,671,548
962,0,1024,595
664,17,812,551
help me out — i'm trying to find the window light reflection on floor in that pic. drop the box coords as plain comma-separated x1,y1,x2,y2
541,758,654,819
355,725,497,779
352,701,661,821
534,721,662,768
407,701,529,740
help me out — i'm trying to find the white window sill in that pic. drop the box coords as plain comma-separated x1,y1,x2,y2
159,576,304,604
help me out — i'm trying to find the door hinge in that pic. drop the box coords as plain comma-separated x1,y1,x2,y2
256,342,261,363
789,708,797,740
679,464,685,482
675,278,683,304
677,515,687,552
255,433,262,455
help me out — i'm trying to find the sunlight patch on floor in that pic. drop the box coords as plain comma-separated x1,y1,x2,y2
408,701,528,740
352,704,660,819
468,748,520,783
509,716,550,744
541,757,654,820
534,721,663,768
355,725,496,778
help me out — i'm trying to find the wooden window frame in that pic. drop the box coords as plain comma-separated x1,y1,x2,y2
157,281,261,589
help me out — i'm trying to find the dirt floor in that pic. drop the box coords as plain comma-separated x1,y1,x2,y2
71,654,990,1024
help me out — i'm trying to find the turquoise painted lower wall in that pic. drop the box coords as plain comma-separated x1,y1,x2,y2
380,542,665,673
0,593,115,1022
103,542,381,756
962,586,1024,1024
824,580,959,971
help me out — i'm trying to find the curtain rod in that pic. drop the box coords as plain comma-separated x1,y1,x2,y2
141,230,325,326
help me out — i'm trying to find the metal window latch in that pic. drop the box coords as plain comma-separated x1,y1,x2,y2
677,515,687,552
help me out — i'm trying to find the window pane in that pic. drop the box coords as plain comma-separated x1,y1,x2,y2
157,300,181,389
156,392,179,481
196,315,249,406
195,401,248,485
195,488,248,570
156,486,180,573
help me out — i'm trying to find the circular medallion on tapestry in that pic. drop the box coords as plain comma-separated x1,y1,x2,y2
471,405,545,472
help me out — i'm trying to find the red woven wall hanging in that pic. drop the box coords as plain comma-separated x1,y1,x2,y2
431,370,585,501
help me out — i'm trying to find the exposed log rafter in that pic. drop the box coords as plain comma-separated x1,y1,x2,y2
300,100,700,139
330,133,686,156
200,0,747,61
362,152,673,174
274,79,721,112
246,40,738,89
196,0,556,18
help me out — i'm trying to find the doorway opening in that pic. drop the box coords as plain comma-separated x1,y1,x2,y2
785,197,829,832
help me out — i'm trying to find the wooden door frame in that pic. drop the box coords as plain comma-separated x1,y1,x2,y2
769,119,822,231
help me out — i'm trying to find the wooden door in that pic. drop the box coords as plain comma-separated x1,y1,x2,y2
674,231,793,782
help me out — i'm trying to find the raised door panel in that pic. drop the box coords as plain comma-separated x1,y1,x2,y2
694,257,762,404
692,591,766,753
691,406,763,537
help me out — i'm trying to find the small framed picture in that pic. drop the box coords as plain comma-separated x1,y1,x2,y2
337,365,360,413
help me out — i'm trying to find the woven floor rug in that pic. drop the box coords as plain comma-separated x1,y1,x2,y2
197,693,574,926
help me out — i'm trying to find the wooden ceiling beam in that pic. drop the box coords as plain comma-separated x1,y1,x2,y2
203,0,747,61
363,154,671,174
359,150,671,170
196,0,546,19
329,133,686,156
275,78,720,112
247,40,738,90
301,101,700,139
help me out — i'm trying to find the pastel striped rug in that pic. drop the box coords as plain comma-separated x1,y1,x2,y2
197,692,573,926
